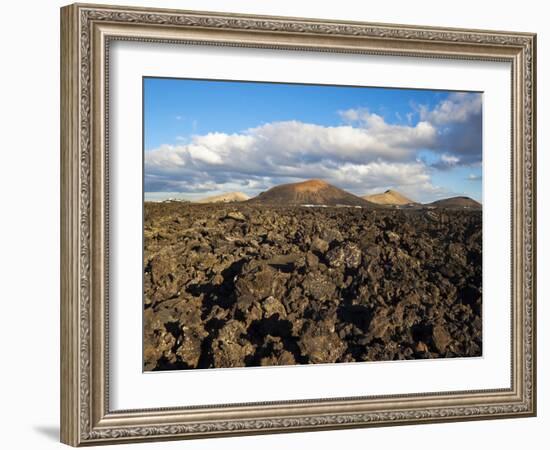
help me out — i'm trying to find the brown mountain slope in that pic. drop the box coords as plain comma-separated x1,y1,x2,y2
197,192,250,203
427,196,482,209
363,189,417,206
249,179,375,207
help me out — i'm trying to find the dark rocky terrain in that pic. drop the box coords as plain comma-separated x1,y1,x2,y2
144,202,482,371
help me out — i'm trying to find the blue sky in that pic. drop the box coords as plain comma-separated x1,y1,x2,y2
144,77,482,202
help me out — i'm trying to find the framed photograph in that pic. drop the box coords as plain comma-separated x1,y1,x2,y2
60,3,536,446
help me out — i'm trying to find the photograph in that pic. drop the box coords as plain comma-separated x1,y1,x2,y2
58,3,536,445
143,79,483,371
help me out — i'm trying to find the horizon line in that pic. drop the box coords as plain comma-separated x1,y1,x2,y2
143,178,482,204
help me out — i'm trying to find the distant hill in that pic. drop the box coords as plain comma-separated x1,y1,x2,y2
249,179,375,207
427,196,482,209
197,192,250,203
363,189,417,206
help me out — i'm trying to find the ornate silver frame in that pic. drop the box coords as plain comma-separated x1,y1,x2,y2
60,3,536,446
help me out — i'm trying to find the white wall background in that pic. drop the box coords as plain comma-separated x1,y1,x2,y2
0,0,546,449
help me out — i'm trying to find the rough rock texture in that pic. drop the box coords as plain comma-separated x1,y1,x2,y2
144,203,482,370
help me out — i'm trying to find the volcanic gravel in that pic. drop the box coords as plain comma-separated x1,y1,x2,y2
143,203,482,371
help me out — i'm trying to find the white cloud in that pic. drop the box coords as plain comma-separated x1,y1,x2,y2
416,92,483,166
187,145,224,165
441,153,460,166
145,94,481,201
145,131,445,202
146,116,438,180
338,108,436,148
420,92,482,125
338,108,361,122
145,144,186,169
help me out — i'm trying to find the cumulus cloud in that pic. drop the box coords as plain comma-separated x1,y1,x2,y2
419,92,483,166
255,117,436,163
145,93,481,202
441,154,460,165
430,153,461,170
145,117,440,198
341,93,482,168
420,92,482,125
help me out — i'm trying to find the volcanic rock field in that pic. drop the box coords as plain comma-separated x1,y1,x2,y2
144,201,482,371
